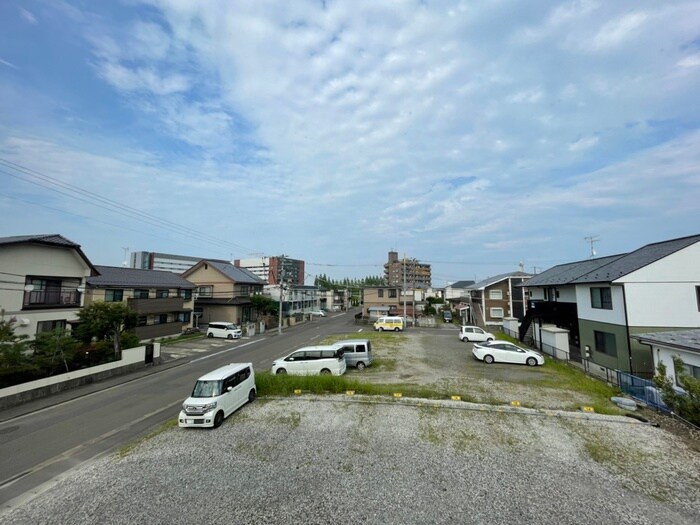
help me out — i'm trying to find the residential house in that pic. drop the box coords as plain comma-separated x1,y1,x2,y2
182,260,265,326
465,272,532,326
85,266,195,341
0,234,97,338
633,329,700,388
265,284,321,317
362,285,425,319
522,234,700,378
444,280,475,301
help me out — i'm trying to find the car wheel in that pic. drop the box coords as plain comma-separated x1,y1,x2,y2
207,333,213,338
356,362,366,371
394,327,400,332
486,338,494,342
464,337,470,343
213,411,224,428
483,354,494,364
276,368,287,375
526,357,538,367
227,334,233,339
248,388,256,403
320,368,331,375
378,327,384,332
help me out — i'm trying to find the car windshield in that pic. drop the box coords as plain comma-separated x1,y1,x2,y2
192,380,221,398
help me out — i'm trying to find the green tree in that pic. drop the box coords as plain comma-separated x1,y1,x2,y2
31,328,80,374
76,302,136,360
250,295,279,316
0,317,30,369
653,356,700,426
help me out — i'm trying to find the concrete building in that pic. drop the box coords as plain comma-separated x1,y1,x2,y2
130,251,204,273
234,256,305,285
384,251,431,289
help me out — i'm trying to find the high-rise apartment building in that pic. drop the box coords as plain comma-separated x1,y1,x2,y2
384,251,431,288
234,256,305,285
130,251,204,273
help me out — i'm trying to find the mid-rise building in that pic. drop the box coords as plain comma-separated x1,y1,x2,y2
234,256,305,285
130,251,204,273
384,251,431,288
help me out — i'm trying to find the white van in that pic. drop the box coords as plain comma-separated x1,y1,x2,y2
271,345,347,376
206,322,242,339
179,363,256,428
373,316,404,332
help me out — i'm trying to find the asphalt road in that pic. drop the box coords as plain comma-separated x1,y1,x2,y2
0,311,360,509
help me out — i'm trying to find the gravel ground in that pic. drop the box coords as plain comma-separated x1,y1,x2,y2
2,396,699,525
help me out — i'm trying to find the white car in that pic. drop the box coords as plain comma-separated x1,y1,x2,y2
310,310,326,317
472,341,544,366
271,345,346,376
459,325,495,343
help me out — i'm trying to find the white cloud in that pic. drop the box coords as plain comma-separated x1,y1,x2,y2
677,54,700,68
19,7,37,24
588,12,649,51
0,57,17,69
568,136,599,152
98,63,190,95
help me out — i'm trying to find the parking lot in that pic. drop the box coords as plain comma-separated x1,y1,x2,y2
2,328,699,524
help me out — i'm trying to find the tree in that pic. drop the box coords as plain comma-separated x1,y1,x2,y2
250,295,278,316
31,328,80,374
77,302,136,360
653,356,700,426
0,317,30,369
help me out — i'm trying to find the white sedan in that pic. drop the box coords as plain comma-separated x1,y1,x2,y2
472,341,544,366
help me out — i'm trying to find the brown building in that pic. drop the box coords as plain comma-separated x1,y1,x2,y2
384,251,431,289
465,271,532,327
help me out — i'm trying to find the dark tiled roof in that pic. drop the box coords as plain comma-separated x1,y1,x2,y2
467,271,532,290
206,260,266,284
89,266,195,288
523,255,624,287
633,329,700,354
572,234,700,283
448,280,475,288
0,233,80,248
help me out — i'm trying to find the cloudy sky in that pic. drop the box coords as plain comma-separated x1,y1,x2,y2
1,1,699,285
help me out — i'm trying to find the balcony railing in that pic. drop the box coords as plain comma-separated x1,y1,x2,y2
23,289,81,309
128,297,184,315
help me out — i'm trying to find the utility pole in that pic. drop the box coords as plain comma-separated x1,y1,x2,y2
403,253,407,327
277,255,285,335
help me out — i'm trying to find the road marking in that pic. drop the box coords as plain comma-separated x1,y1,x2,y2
189,338,266,363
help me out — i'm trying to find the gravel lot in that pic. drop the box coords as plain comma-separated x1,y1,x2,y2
3,331,699,524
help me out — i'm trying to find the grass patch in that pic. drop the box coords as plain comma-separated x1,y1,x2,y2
117,418,178,458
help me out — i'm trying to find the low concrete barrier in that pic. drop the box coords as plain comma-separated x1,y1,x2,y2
0,343,161,410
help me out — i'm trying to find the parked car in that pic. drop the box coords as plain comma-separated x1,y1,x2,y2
333,339,373,370
442,310,453,323
178,363,256,429
310,310,326,317
206,322,242,339
373,316,404,332
459,325,495,343
472,341,544,366
271,345,346,376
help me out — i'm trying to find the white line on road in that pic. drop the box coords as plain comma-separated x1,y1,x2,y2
189,338,267,364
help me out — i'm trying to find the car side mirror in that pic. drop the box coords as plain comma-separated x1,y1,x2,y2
227,386,233,392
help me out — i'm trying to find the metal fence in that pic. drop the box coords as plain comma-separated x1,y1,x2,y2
616,371,669,412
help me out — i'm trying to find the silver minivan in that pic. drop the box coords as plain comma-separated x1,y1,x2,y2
333,339,373,370
179,363,256,428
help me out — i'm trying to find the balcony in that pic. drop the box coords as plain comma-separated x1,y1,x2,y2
128,297,184,315
133,321,185,341
23,289,81,309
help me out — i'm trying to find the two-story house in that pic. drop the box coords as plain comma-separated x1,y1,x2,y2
465,271,532,326
362,286,402,318
522,234,700,378
182,260,265,326
0,234,97,338
85,266,195,341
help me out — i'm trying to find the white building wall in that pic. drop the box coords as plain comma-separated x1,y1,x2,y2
654,345,700,388
557,287,577,302
615,241,700,327
575,284,627,325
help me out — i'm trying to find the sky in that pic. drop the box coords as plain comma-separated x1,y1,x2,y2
1,0,699,286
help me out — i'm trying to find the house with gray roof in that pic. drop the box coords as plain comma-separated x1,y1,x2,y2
0,234,97,339
444,280,475,300
633,329,700,389
86,266,196,341
464,271,532,326
181,260,266,327
522,234,700,378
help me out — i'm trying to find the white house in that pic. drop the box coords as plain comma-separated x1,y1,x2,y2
633,330,700,388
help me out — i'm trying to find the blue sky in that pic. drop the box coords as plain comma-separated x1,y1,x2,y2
1,1,699,285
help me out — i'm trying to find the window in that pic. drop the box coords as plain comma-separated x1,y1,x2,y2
239,285,249,296
137,316,148,327
181,289,192,300
594,330,617,357
178,312,191,323
134,289,149,299
490,307,504,318
154,314,168,324
389,289,397,298
36,319,66,334
489,289,503,300
156,289,169,298
679,362,700,381
105,289,123,302
590,287,612,310
198,286,213,297
378,289,384,298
